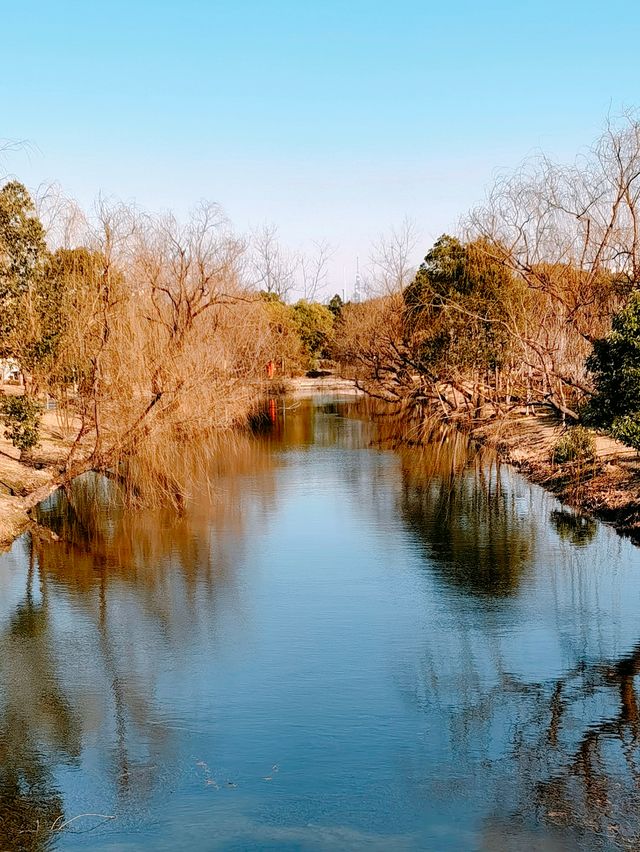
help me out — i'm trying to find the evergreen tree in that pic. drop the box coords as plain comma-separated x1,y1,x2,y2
584,292,640,449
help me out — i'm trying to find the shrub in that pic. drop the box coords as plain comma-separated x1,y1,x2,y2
0,395,42,452
606,414,640,449
551,426,596,465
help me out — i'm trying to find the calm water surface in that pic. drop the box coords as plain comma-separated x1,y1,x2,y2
1,396,640,850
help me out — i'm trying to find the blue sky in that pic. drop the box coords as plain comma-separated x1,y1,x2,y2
2,0,640,296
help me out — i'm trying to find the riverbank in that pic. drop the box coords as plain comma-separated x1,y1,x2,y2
3,381,640,551
0,377,361,550
280,374,640,544
288,375,363,396
0,404,76,549
472,414,640,542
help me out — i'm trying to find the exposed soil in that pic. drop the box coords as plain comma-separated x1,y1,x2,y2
0,405,79,550
471,413,640,543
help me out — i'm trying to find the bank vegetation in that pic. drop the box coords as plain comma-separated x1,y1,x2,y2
0,184,339,539
334,116,640,452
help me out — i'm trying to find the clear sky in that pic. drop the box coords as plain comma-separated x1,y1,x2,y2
2,0,640,297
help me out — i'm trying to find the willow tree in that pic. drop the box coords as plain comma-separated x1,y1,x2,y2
0,196,276,510
468,114,640,415
54,201,258,504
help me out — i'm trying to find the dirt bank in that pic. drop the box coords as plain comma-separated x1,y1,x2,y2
472,414,640,542
288,376,362,396
0,405,78,551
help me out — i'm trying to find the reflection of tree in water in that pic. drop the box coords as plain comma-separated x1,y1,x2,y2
258,396,537,601
478,642,640,848
251,395,385,451
0,545,77,850
33,431,278,632
7,395,632,848
397,425,536,596
411,613,640,848
550,509,597,548
364,412,640,846
391,423,640,844
264,397,640,846
0,435,279,848
525,641,640,846
279,399,536,596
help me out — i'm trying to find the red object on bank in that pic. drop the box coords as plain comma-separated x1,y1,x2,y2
266,361,275,379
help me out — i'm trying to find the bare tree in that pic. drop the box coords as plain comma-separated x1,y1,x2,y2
368,216,419,296
462,113,640,417
16,197,276,511
299,238,334,300
0,137,33,175
34,182,88,250
250,223,299,300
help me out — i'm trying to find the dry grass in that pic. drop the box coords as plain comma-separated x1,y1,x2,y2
0,497,30,549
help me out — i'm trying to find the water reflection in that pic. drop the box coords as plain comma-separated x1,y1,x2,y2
255,400,640,846
462,635,640,849
549,509,598,548
0,434,280,849
0,397,639,849
397,433,536,597
0,546,69,850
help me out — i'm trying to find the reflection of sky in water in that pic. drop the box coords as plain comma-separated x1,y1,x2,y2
0,396,639,849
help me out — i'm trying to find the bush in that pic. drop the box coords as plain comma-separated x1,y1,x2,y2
0,394,42,452
551,426,596,465
607,414,640,449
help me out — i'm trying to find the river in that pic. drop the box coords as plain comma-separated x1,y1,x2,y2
0,395,639,850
